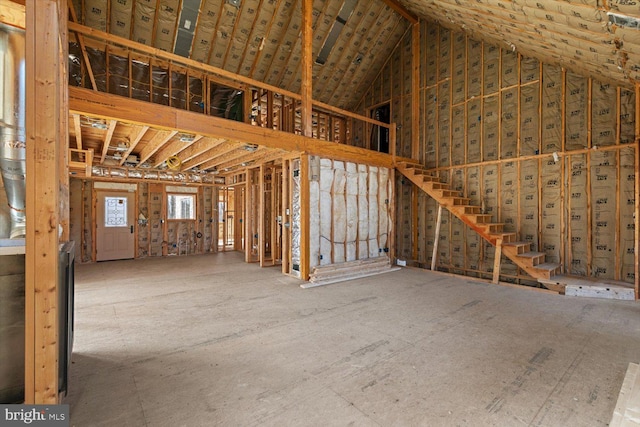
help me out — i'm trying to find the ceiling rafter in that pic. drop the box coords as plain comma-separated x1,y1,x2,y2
137,129,179,166
174,137,226,163
247,0,285,79
283,0,337,91
382,0,419,24
119,125,150,166
181,141,242,170
152,134,204,168
73,114,83,150
233,0,266,75
221,0,250,68
198,145,265,171
334,8,405,108
321,1,379,105
205,1,230,66
99,120,118,164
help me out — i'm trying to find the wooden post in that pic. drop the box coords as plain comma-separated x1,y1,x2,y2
431,205,443,271
25,0,65,404
492,238,503,284
245,170,252,262
259,164,265,266
300,154,311,280
301,0,313,137
282,160,290,274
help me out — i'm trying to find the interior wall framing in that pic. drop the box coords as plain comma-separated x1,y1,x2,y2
359,20,638,286
69,178,219,261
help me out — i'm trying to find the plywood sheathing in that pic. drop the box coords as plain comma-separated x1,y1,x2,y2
398,0,640,88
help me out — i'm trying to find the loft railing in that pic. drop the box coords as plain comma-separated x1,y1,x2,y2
68,22,395,156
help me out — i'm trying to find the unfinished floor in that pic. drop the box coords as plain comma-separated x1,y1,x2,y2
66,253,640,426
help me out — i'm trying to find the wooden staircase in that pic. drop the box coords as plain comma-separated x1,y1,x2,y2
397,161,562,283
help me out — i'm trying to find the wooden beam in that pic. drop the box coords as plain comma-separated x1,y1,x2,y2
635,82,639,300
136,130,178,166
25,0,62,404
152,134,203,168
69,87,400,168
181,142,243,171
118,125,149,166
381,0,419,23
73,113,83,149
197,145,257,172
99,119,117,164
0,0,25,27
175,137,225,163
259,164,266,266
301,0,313,138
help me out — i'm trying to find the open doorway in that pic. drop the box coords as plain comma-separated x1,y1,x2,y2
370,103,390,153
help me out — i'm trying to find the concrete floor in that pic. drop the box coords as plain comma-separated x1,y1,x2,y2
66,252,640,426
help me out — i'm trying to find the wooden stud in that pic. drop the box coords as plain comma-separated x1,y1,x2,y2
301,0,313,138
73,114,83,150
259,164,265,266
67,0,97,91
635,82,639,299
282,160,290,274
431,205,443,271
411,22,420,160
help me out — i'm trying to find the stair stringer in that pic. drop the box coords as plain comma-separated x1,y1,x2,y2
397,161,561,282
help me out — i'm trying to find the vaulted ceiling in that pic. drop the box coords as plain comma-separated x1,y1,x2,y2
71,0,411,111
398,0,640,88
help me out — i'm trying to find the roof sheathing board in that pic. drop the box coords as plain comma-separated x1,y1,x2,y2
398,0,640,87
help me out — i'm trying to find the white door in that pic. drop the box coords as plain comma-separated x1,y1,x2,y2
96,191,135,261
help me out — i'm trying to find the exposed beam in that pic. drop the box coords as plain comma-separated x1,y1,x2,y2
175,137,226,163
73,113,82,149
197,145,259,172
152,134,203,168
220,149,286,175
0,0,25,27
100,120,117,164
181,142,242,171
301,0,313,137
118,124,149,166
381,0,419,24
67,22,392,129
69,87,402,168
137,129,179,166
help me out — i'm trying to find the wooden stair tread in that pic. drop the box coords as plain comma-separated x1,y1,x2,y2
517,251,545,259
534,263,561,271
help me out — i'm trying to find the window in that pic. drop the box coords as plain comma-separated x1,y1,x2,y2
104,197,128,227
167,194,195,220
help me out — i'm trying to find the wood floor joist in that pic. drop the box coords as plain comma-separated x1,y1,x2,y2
69,87,405,170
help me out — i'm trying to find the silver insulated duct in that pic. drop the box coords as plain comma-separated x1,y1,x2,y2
0,24,26,239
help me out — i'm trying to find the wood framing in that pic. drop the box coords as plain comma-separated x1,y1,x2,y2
299,154,311,280
69,87,405,169
24,0,65,404
301,0,313,138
